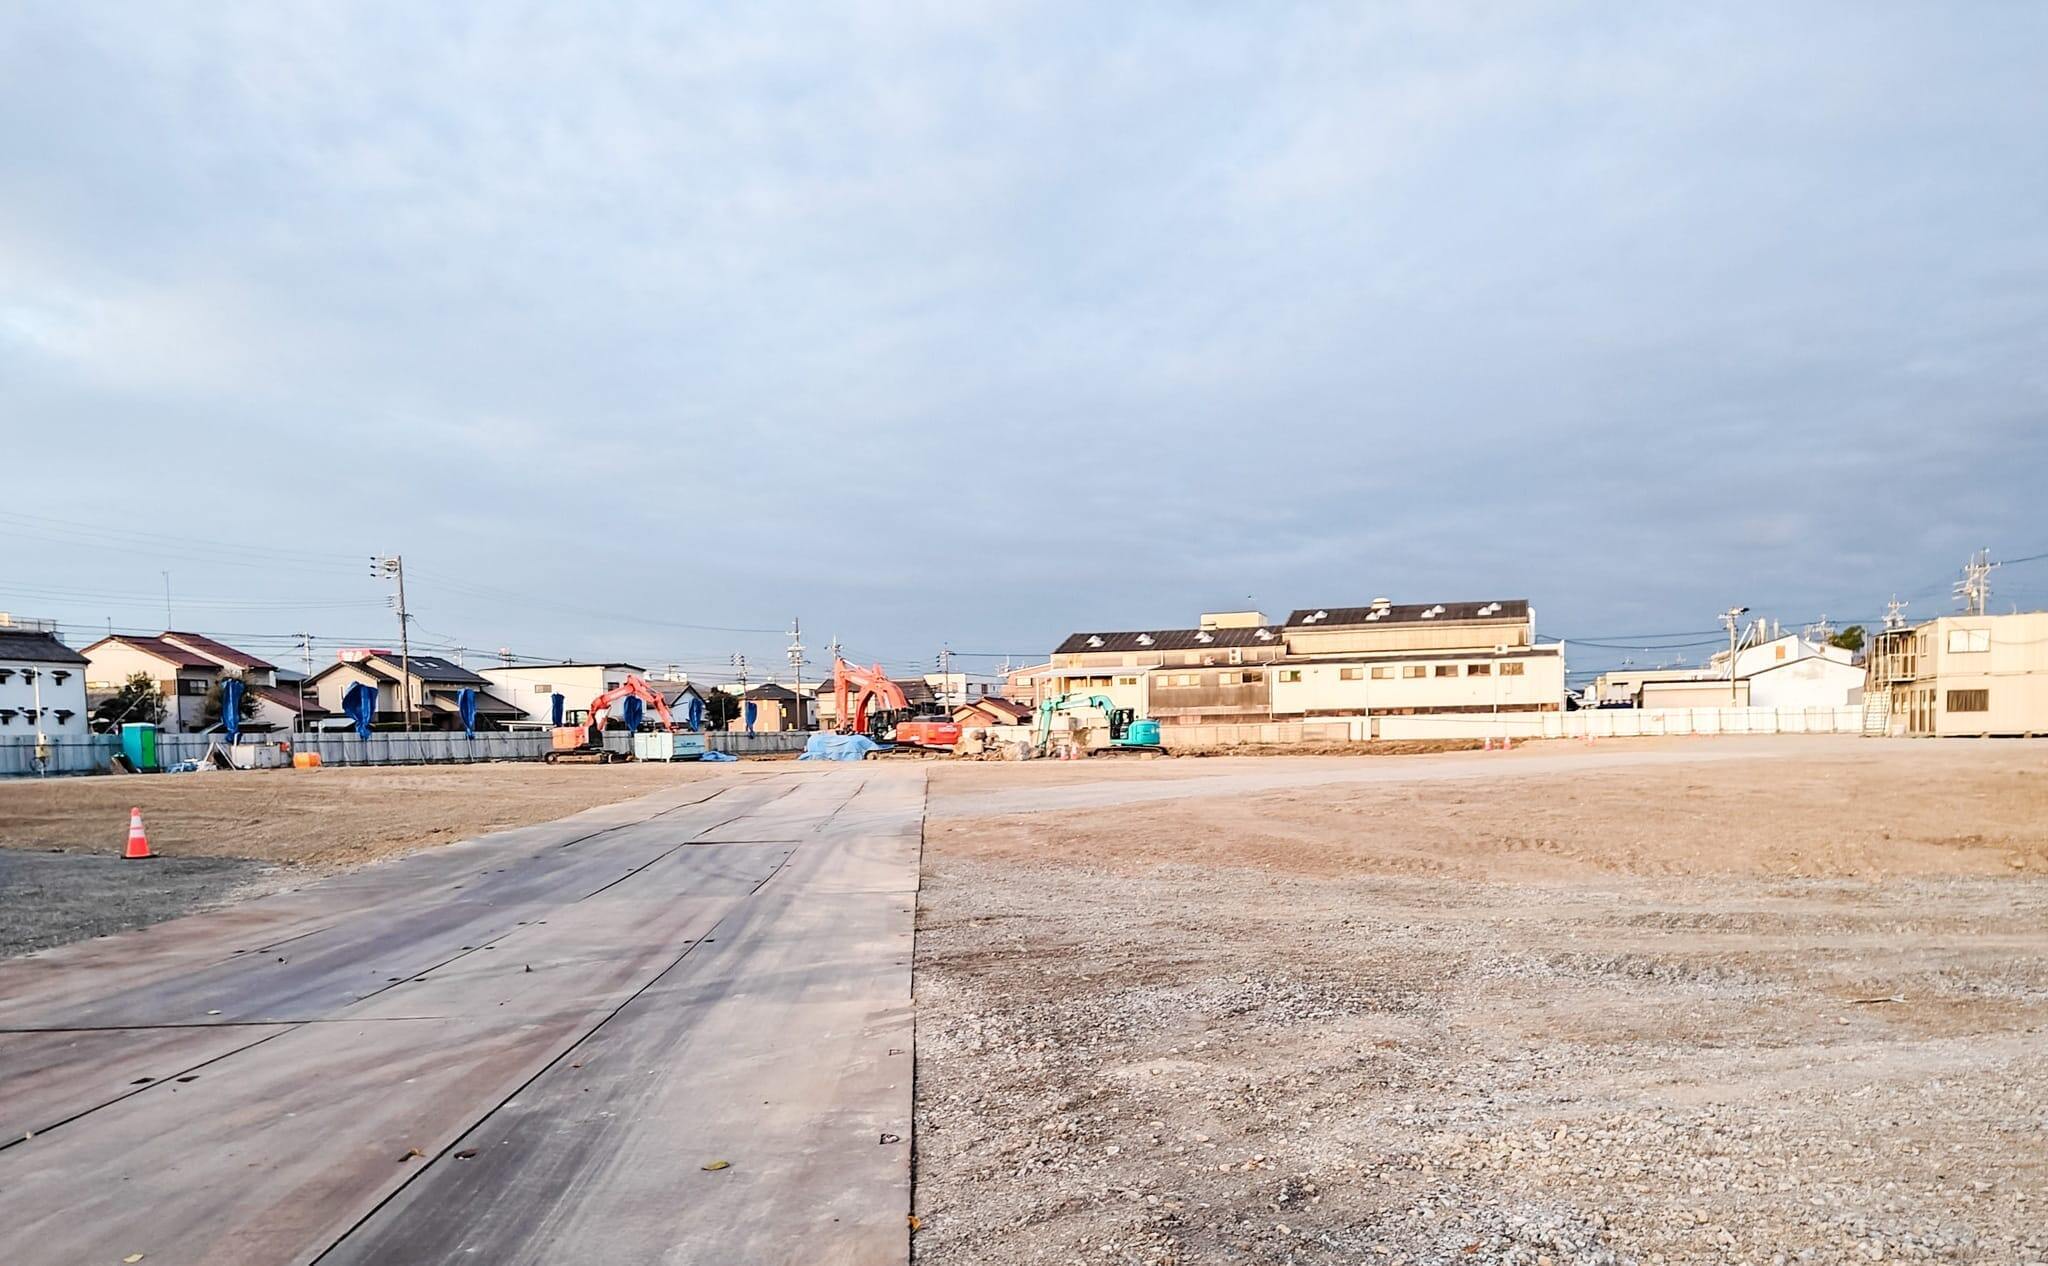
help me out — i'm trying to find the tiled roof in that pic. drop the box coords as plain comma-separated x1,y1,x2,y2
161,630,275,672
250,684,328,715
85,634,217,669
0,629,88,665
1053,626,1283,654
1284,600,1528,628
382,654,488,684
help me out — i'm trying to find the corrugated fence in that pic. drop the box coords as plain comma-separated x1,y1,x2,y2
0,729,808,776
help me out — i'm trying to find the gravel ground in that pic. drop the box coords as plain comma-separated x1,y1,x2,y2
0,760,731,866
0,848,289,957
913,743,2048,1266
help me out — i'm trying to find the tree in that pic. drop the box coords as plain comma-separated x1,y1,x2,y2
1829,625,1866,654
92,671,164,731
197,675,262,730
702,690,741,731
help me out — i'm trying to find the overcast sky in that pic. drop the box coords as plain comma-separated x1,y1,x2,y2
4,2,2045,681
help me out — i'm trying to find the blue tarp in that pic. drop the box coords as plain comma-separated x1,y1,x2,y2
342,682,377,739
221,678,244,743
743,700,757,734
700,749,738,762
799,732,881,761
550,693,565,727
621,695,645,733
458,687,478,739
686,695,704,732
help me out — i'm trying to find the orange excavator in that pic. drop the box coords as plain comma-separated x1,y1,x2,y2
547,674,678,763
831,657,960,750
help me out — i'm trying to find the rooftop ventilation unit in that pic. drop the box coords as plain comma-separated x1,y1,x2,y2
1086,636,1104,648
1136,634,1154,646
1420,610,1435,619
1254,628,1273,640
1194,631,1213,643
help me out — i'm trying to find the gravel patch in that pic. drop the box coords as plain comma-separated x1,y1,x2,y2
0,848,290,957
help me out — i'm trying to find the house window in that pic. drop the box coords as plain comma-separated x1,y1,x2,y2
1217,672,1239,686
1468,663,1492,676
1371,666,1392,680
1434,665,1459,677
179,678,210,696
1116,676,1137,687
1946,628,1991,654
1499,662,1525,677
533,684,553,695
1339,667,1363,681
1279,669,1302,683
1241,671,1263,684
1403,665,1425,679
1946,689,1989,713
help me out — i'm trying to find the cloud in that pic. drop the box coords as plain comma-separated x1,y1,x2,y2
1,1,2044,675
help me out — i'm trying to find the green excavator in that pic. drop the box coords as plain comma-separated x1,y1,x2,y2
1033,692,1163,756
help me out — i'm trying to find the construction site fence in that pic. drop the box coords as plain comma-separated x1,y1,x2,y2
1157,706,1867,748
0,728,810,776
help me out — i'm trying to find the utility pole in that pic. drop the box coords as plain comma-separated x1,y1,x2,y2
1956,548,1995,615
731,652,749,702
1883,596,1909,631
787,619,807,730
1720,606,1750,704
937,642,951,705
297,632,313,733
374,555,414,732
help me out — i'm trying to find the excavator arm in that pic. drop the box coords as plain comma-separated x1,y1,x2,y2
832,657,910,735
583,674,678,743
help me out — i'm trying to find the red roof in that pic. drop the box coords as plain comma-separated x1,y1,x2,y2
162,630,275,672
84,635,216,670
251,684,328,716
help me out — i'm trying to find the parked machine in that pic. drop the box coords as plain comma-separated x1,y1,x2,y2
547,674,684,764
830,657,961,750
1034,692,1163,757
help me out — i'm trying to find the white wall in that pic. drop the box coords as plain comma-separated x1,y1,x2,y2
1267,653,1565,716
0,656,90,738
1731,635,1851,679
1746,656,1865,709
479,665,637,722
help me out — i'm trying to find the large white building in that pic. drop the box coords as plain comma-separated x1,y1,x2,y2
1047,600,1567,730
0,620,91,741
478,662,647,725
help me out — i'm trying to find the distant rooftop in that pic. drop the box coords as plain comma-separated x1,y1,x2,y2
1285,600,1528,628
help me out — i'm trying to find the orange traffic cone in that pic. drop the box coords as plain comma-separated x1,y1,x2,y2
123,807,155,860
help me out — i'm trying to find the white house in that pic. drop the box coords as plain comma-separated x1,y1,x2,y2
477,662,647,726
0,622,91,741
82,634,223,733
1724,633,1854,680
1745,653,1865,709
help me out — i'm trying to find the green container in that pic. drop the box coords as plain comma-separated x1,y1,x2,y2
120,722,160,772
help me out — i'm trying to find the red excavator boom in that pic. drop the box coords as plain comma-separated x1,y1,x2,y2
832,657,909,735
583,674,677,743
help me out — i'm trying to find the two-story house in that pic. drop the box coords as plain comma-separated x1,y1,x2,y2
82,634,223,733
0,621,90,741
306,651,526,732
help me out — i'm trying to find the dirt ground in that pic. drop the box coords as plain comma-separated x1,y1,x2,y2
0,761,733,954
913,738,2048,1266
0,760,725,868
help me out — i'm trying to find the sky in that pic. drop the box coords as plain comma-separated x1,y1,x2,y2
3,2,2046,684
